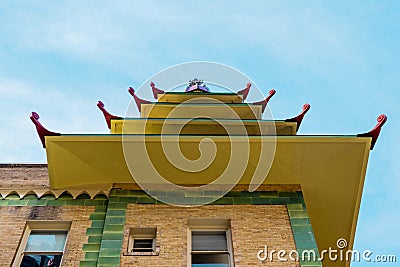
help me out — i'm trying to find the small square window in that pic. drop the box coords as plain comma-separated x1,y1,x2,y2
127,227,158,255
132,238,154,252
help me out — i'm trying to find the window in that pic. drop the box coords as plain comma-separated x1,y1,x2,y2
13,221,71,267
127,227,158,255
188,219,234,267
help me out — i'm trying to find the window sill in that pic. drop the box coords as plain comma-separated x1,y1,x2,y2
123,246,160,256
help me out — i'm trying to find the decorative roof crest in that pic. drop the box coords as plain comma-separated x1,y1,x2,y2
185,78,210,93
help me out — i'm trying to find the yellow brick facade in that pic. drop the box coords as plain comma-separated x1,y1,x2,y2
121,204,299,267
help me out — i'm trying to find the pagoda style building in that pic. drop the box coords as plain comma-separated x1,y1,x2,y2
0,79,386,267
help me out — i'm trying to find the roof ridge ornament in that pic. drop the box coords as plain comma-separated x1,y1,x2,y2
97,101,121,129
357,114,387,150
150,82,165,99
185,78,210,93
285,104,311,131
128,87,151,112
237,83,251,100
30,112,60,148
252,89,276,113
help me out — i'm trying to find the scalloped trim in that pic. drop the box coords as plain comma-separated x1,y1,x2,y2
0,188,110,200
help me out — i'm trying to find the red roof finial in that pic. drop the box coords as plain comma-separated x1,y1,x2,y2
97,101,121,129
285,104,311,131
237,83,251,100
128,87,151,112
150,82,165,99
357,114,387,150
30,112,60,148
252,89,276,113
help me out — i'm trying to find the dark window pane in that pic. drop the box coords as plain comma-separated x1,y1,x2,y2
192,265,229,267
192,231,227,251
132,239,154,252
192,253,229,265
20,254,62,267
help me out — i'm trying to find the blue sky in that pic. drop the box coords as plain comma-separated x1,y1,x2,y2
0,1,399,265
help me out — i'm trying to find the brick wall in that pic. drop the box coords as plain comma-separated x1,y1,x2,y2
0,205,94,266
0,164,49,188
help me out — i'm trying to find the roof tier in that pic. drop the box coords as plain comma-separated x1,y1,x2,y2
29,80,387,267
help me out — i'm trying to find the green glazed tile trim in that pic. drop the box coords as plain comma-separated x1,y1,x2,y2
105,216,125,225
287,202,322,267
224,191,242,197
98,248,121,257
88,236,103,244
100,239,124,248
0,194,107,207
90,213,106,221
287,203,304,211
27,199,48,206
136,196,156,204
86,227,104,236
97,192,127,267
252,197,271,205
5,194,19,199
232,197,252,204
79,260,97,267
83,244,101,252
184,191,204,197
40,195,56,200
103,225,125,232
148,190,167,197
97,256,120,265
22,194,39,200
259,191,279,198
7,199,28,206
279,191,298,198
166,190,186,197
80,202,108,267
85,252,100,260
240,191,260,197
103,190,310,207
117,196,138,203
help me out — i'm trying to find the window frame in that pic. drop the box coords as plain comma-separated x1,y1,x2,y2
187,218,234,267
127,227,158,255
12,220,71,267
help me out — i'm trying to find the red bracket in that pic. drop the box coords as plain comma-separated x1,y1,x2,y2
237,83,251,100
252,89,276,113
150,82,165,99
285,104,311,131
357,114,387,150
30,112,60,148
97,101,121,129
128,87,151,112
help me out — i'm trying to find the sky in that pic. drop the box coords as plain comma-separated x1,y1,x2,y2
0,1,399,265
